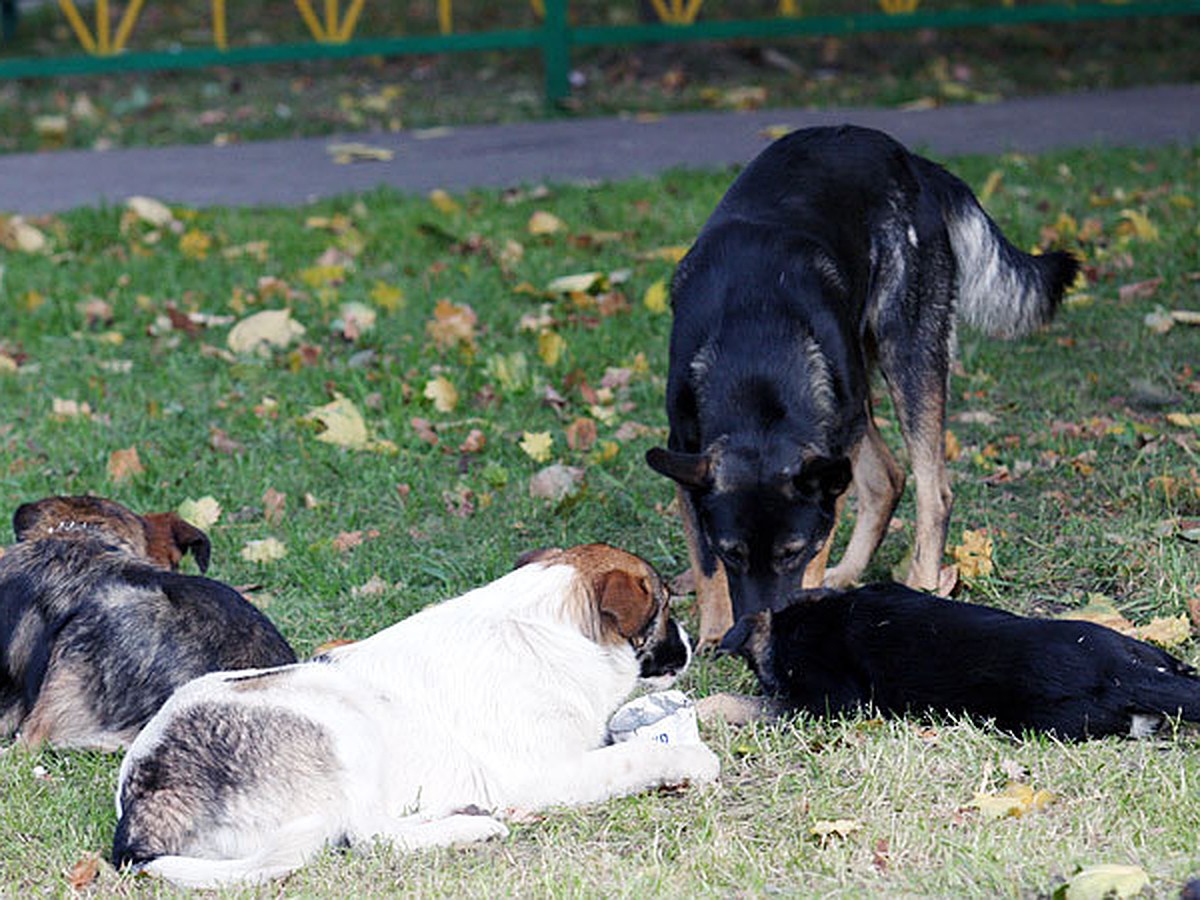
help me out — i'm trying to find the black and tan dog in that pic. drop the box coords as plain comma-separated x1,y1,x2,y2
717,582,1200,741
647,124,1078,646
0,495,296,751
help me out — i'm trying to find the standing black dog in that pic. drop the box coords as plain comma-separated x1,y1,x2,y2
0,495,296,750
720,583,1200,740
647,125,1078,646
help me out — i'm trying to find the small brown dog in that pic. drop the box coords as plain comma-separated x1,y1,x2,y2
0,495,296,750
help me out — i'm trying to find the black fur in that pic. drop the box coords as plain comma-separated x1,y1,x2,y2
0,500,296,750
722,582,1200,740
648,124,1078,621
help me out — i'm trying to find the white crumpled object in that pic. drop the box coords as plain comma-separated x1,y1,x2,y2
607,689,700,746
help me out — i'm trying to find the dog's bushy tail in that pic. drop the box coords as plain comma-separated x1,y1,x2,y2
927,161,1079,339
118,814,331,889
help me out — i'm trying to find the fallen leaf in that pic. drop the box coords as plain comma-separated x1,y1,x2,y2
209,426,243,454
1144,307,1176,334
262,488,286,525
638,245,689,263
333,301,376,341
1118,208,1159,242
351,575,390,598
107,446,144,483
370,281,405,311
1134,615,1192,649
179,229,212,260
520,431,554,463
0,215,49,253
65,853,100,890
565,417,598,451
952,529,994,581
458,428,486,454
1166,412,1200,428
51,398,93,420
538,330,566,366
327,141,394,163
240,537,287,563
304,393,396,453
528,464,585,504
424,376,459,413
411,417,439,446
1119,277,1163,302
547,271,605,294
1059,863,1149,899
177,496,222,530
970,782,1055,819
126,195,175,227
528,210,566,235
428,188,460,214
643,278,669,314
332,529,379,553
810,819,862,842
1059,594,1135,634
425,299,478,350
227,309,306,355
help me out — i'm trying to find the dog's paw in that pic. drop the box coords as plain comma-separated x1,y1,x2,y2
664,743,720,787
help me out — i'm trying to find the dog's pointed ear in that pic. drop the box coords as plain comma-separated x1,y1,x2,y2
795,456,852,499
142,513,212,573
645,447,712,490
595,569,655,640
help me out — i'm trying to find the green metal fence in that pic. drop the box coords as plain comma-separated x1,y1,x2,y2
2,0,1198,107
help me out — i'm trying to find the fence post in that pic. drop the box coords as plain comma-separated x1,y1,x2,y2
542,0,571,109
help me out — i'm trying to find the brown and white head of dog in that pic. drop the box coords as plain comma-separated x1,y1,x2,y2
513,543,693,689
112,542,714,889
13,495,211,572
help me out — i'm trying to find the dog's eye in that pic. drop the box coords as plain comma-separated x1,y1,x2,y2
773,546,808,572
717,541,749,572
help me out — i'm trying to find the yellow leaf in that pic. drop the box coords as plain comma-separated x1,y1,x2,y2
520,431,554,463
1118,208,1159,242
643,278,669,314
304,393,396,453
951,528,994,581
51,398,93,420
538,330,566,367
759,124,794,140
107,446,144,483
1062,864,1149,900
639,245,690,263
810,819,862,840
240,537,287,563
370,281,406,311
227,309,306,355
1059,594,1136,636
528,210,566,236
1167,413,1200,428
423,376,459,413
178,229,212,260
547,272,605,294
970,782,1055,819
426,298,478,350
299,264,347,289
177,496,222,530
486,352,530,392
326,142,394,163
428,188,461,214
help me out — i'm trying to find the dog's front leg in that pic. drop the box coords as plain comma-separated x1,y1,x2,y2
824,420,906,588
372,812,508,852
508,740,720,815
678,486,733,649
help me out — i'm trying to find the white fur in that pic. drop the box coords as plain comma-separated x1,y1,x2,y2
115,558,719,888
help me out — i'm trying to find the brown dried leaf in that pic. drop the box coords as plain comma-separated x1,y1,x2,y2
425,298,477,350
565,417,598,452
262,488,287,525
66,853,100,890
458,428,486,454
107,446,144,483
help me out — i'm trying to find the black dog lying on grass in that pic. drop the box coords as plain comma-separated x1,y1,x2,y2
718,582,1200,740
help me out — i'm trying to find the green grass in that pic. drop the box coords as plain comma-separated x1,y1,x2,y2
1,141,1199,896
0,1,1197,153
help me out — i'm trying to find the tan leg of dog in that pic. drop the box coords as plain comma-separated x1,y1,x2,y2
695,692,786,727
802,491,847,589
678,486,734,650
896,404,952,593
824,419,906,588
18,669,127,752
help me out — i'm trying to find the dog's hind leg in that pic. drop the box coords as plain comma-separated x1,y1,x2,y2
890,382,952,593
824,418,905,588
678,486,733,649
374,812,508,851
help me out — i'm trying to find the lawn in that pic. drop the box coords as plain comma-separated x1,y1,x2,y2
0,140,1198,896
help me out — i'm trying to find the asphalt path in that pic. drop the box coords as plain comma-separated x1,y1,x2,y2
1,83,1198,213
